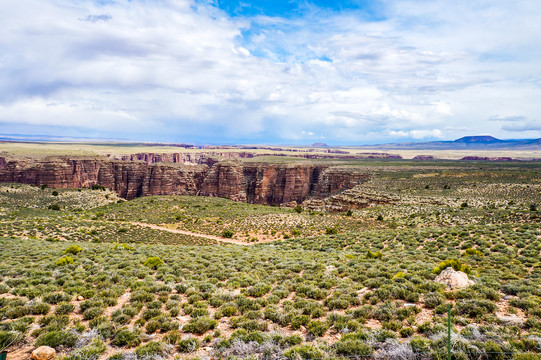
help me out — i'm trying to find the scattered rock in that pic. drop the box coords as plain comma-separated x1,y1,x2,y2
497,314,524,326
434,267,474,290
281,201,298,208
32,346,55,360
77,295,84,301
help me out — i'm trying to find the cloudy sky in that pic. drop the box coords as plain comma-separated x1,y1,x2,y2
1,0,540,145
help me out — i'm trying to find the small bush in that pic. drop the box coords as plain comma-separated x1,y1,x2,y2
325,227,338,235
35,330,78,349
29,302,50,315
464,248,483,256
111,328,142,347
433,259,471,275
183,316,217,335
43,293,72,304
135,341,167,357
222,230,234,238
63,339,106,360
56,256,74,266
291,315,310,330
177,337,201,352
366,250,383,259
83,307,104,321
284,344,324,360
400,327,415,338
55,303,75,315
424,292,445,309
335,340,373,356
64,245,84,255
143,256,164,270
307,320,329,337
0,330,23,350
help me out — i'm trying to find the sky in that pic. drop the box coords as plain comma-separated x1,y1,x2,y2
1,0,540,145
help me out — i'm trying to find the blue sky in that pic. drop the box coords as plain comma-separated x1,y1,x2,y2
0,0,540,145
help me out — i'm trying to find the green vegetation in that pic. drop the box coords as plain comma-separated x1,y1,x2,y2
0,159,540,359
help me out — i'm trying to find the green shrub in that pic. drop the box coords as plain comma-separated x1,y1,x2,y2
111,328,142,347
245,283,271,297
0,330,23,350
55,303,75,315
83,307,104,321
513,355,541,360
291,315,310,330
63,339,106,360
366,250,383,259
284,344,324,360
280,335,303,347
325,227,338,235
307,320,329,337
433,259,471,275
335,340,373,356
221,230,234,238
400,327,415,338
183,316,217,335
64,245,84,255
409,336,431,353
143,256,164,270
29,302,50,315
135,341,167,357
456,299,497,318
464,248,483,256
424,292,445,309
56,256,74,266
43,292,71,304
177,337,201,352
35,330,78,349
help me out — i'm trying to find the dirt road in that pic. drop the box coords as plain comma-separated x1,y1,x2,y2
131,222,251,245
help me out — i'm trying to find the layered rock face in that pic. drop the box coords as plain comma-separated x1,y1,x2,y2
0,156,369,204
200,163,368,204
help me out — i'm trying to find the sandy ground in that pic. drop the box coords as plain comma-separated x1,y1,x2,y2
131,222,255,245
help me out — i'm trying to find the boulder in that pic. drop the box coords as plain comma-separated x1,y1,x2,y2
435,267,474,290
32,346,56,360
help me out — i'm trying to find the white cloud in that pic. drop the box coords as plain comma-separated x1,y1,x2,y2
389,129,443,139
0,0,540,143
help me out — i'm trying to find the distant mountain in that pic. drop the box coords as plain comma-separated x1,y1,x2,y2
367,136,541,150
452,136,505,144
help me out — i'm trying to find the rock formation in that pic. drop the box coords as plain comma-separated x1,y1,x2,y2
0,155,370,205
32,346,56,360
434,267,475,290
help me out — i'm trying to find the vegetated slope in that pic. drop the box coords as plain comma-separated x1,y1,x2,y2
0,161,540,359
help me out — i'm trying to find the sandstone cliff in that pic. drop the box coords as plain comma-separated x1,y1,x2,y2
0,155,370,205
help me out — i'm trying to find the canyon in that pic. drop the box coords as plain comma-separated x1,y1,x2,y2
0,153,370,205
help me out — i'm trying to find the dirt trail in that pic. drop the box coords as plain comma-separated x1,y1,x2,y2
131,222,251,245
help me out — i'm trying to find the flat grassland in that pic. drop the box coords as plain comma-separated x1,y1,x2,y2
0,149,540,359
2,141,541,160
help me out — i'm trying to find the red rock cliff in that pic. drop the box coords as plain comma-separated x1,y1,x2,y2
200,162,369,204
0,156,369,204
